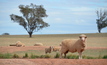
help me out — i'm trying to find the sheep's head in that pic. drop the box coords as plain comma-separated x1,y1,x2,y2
79,34,87,42
49,46,53,51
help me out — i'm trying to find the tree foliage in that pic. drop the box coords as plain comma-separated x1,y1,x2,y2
96,8,107,33
10,3,49,37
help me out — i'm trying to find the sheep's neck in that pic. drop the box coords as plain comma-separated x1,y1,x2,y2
80,41,86,47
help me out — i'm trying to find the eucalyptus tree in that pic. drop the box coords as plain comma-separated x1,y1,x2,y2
10,3,49,37
96,9,107,33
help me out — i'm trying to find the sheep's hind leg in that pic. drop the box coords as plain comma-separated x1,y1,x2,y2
64,50,68,58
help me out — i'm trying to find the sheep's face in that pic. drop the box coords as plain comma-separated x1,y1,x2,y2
50,46,53,51
79,34,87,42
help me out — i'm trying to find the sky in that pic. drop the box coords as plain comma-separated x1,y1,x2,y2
0,0,107,35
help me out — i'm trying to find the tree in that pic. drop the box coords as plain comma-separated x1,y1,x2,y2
2,33,10,35
96,9,107,33
10,3,49,37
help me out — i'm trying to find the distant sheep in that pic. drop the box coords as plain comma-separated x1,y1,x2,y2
45,46,53,54
34,43,43,46
16,41,25,47
60,34,87,59
52,46,60,52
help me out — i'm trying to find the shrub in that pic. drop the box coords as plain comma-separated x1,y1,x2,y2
103,55,107,59
23,53,29,58
0,53,12,59
13,54,19,58
54,53,60,58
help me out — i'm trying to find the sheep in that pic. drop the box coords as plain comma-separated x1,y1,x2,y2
52,46,60,52
16,41,25,47
60,34,87,59
45,46,53,54
34,43,43,46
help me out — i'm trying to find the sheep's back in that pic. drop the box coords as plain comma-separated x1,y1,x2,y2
62,39,77,46
61,39,79,52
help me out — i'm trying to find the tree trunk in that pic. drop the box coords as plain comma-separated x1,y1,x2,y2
28,32,33,38
97,25,101,33
98,29,101,33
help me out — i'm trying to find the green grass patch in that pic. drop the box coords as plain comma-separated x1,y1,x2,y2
0,52,107,59
12,50,45,57
40,54,51,58
83,49,107,57
11,49,107,59
66,54,79,59
30,53,39,59
0,53,12,59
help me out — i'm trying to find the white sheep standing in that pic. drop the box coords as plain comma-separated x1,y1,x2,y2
45,46,53,54
60,34,87,59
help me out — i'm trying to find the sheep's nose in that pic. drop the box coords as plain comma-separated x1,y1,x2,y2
81,37,85,42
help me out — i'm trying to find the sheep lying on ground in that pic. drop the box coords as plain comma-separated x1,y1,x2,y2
16,41,25,47
34,43,43,46
60,34,87,59
52,47,60,52
45,46,53,54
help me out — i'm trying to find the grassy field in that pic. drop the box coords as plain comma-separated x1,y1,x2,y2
0,33,107,58
0,33,107,47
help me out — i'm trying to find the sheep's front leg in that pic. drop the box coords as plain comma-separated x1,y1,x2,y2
78,52,82,59
60,53,63,58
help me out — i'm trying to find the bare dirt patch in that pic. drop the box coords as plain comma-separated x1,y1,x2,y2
0,46,107,53
0,59,107,65
0,46,47,53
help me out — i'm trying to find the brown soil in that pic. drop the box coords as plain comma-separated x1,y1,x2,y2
0,46,107,65
0,46,47,53
0,46,107,53
0,59,107,65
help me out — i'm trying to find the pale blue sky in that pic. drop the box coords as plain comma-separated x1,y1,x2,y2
0,0,107,35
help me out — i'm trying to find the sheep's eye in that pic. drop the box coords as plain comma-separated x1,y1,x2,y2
85,37,87,38
79,37,82,38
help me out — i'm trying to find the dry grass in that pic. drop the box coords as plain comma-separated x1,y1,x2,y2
0,33,107,47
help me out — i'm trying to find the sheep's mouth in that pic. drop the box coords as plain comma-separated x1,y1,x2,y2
81,40,85,42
